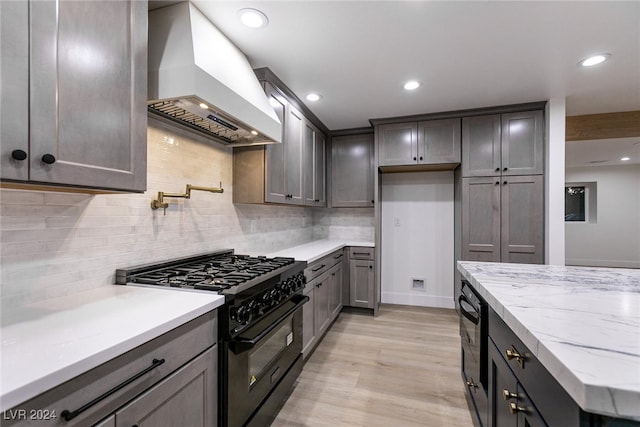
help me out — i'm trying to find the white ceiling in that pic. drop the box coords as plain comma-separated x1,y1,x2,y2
188,1,640,131
566,137,640,167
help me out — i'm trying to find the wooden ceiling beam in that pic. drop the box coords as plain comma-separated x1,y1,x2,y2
565,111,640,141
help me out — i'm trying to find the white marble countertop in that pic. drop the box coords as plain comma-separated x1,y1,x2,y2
457,261,640,421
0,286,224,412
267,239,374,263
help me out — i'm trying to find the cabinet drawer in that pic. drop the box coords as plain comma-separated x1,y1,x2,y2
304,249,344,281
348,247,374,260
489,309,579,427
3,312,217,427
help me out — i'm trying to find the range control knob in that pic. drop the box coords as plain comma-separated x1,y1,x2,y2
231,305,252,325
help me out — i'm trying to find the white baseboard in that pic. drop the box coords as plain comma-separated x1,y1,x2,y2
381,292,455,309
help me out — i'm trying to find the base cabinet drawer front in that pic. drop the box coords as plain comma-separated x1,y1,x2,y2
114,346,217,427
348,247,374,260
1,312,217,427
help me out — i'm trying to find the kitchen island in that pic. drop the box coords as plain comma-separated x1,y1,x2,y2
457,261,640,424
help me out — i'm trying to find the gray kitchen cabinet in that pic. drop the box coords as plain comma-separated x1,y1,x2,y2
234,78,325,207
462,176,543,264
462,111,543,177
1,312,217,427
302,279,317,356
303,120,326,207
330,132,374,207
265,83,304,205
329,263,343,320
0,0,147,192
114,347,216,427
348,247,375,309
378,118,460,167
314,271,332,338
302,249,344,359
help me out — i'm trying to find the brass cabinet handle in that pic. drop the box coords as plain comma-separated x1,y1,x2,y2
466,379,478,388
509,402,526,415
502,389,517,400
505,346,525,368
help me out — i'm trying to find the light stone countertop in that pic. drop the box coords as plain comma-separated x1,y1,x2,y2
0,286,224,412
457,261,640,421
267,238,374,263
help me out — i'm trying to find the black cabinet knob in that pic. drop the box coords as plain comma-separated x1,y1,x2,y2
41,153,56,164
495,167,500,172
369,265,373,269
413,157,417,161
11,149,27,161
503,181,508,185
503,167,508,172
371,200,375,204
419,156,423,161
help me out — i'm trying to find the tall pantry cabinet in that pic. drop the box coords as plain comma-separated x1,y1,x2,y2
460,110,544,264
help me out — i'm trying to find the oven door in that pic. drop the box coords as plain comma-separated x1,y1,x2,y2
225,294,308,427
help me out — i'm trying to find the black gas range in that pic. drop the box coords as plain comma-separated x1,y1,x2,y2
116,249,308,427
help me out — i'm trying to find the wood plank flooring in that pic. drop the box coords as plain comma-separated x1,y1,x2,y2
272,305,474,427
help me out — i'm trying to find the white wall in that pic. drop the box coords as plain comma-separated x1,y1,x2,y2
565,164,640,268
545,97,566,265
380,171,454,308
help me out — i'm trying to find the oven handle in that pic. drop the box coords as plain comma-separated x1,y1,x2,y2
229,294,309,355
458,294,480,325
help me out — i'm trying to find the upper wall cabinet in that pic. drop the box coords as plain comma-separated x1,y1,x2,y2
377,118,461,169
303,120,326,207
0,0,148,193
330,131,374,208
462,110,543,177
233,69,328,207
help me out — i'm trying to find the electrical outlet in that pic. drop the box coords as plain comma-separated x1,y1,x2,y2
394,217,400,227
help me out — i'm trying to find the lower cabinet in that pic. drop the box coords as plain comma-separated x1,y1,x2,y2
114,347,216,427
1,312,218,427
302,250,344,359
348,247,375,309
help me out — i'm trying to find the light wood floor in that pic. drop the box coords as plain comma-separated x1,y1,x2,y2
272,305,474,427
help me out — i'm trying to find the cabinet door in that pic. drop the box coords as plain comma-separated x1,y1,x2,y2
331,133,374,207
28,0,147,192
489,342,519,427
501,176,544,264
378,122,417,166
0,0,29,181
349,259,374,309
265,84,288,204
329,263,343,320
115,346,216,427
417,118,461,164
315,274,331,337
462,177,501,262
462,115,501,177
303,121,326,206
284,105,304,205
516,386,547,427
302,283,316,358
501,111,543,176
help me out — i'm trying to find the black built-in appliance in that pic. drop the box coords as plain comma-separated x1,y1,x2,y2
116,249,308,427
459,280,488,427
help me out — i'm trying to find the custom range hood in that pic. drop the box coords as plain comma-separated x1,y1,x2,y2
148,2,281,145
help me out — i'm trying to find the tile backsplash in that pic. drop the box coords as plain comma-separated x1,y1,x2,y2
0,118,372,307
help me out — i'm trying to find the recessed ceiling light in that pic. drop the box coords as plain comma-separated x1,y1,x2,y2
620,157,631,161
238,8,269,29
306,93,321,102
199,103,208,109
579,54,611,67
404,80,420,91
250,130,259,136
